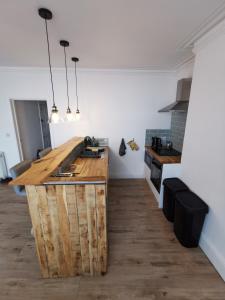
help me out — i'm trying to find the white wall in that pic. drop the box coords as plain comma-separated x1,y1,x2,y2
0,68,176,178
180,27,225,280
175,59,195,81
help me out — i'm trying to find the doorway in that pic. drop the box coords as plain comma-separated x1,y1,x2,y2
11,100,51,161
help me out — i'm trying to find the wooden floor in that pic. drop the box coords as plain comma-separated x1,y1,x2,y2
0,179,225,300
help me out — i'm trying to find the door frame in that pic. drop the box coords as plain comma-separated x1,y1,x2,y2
10,99,48,161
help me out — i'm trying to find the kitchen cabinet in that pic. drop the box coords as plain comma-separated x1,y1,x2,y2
144,147,182,208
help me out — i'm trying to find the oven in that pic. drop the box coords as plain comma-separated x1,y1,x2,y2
150,158,162,193
144,150,152,169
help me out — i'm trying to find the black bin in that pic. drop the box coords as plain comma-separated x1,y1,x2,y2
174,191,209,248
163,178,189,222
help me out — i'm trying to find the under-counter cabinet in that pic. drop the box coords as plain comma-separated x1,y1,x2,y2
144,146,182,208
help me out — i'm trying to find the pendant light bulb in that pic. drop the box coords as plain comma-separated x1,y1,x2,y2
60,40,73,122
66,107,74,122
50,105,60,124
75,109,81,121
71,57,81,121
39,8,60,124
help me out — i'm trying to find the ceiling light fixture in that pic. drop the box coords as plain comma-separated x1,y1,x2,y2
60,40,74,122
71,57,81,120
38,8,60,124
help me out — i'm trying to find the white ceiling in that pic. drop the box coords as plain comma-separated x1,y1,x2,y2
0,0,225,70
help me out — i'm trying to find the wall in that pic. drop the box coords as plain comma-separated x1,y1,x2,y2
0,68,176,178
175,59,195,80
145,129,170,146
144,59,194,151
180,26,225,280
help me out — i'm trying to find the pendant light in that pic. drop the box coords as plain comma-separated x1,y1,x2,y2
60,40,74,122
38,8,59,124
71,57,81,120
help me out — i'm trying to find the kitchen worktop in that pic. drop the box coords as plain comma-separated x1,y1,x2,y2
10,137,109,186
44,147,109,184
145,146,181,164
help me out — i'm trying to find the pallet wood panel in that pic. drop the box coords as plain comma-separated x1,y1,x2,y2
96,185,107,274
25,185,49,278
86,185,98,275
25,184,107,278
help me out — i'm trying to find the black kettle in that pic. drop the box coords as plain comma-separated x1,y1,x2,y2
84,136,93,147
84,136,99,147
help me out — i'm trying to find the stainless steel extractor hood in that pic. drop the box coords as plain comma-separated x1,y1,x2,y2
158,78,192,112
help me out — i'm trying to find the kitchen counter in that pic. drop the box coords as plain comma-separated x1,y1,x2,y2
44,147,109,185
145,146,181,164
10,137,108,278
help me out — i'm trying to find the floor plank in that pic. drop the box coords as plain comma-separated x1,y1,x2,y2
0,179,224,300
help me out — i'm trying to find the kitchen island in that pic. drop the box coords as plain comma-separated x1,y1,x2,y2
10,137,108,278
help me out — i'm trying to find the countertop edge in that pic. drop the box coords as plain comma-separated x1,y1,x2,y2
145,146,181,164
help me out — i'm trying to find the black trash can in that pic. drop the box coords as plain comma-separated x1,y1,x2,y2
163,178,189,222
174,191,209,248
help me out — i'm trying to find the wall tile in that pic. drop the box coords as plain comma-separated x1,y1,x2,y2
145,111,187,152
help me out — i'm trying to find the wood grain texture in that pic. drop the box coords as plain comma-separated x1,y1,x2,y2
76,185,91,274
10,137,84,186
96,184,107,274
1,180,225,299
146,146,181,164
43,147,109,185
86,185,98,275
25,184,107,278
25,185,49,278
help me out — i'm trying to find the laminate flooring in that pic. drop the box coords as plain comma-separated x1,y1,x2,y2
0,179,224,300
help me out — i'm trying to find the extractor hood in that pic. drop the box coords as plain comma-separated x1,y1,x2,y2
158,78,192,112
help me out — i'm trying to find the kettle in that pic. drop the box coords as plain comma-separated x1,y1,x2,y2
84,136,99,147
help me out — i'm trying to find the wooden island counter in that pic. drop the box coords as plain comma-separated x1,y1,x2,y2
10,137,108,278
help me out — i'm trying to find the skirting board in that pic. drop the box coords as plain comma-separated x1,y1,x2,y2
200,232,225,282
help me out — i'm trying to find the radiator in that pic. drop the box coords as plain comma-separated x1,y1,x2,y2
0,152,8,179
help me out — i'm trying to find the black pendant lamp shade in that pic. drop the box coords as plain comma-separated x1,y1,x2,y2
38,8,60,124
60,40,74,121
71,57,80,120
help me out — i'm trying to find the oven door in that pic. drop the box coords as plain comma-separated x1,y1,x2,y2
144,150,152,169
150,159,162,193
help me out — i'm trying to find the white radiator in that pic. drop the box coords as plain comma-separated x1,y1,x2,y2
0,152,8,179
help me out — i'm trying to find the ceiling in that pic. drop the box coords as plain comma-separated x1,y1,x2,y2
0,0,225,70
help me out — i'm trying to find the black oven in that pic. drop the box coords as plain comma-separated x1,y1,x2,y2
150,158,162,193
144,150,152,169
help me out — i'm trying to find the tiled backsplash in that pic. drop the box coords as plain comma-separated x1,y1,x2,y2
145,112,187,152
145,129,171,146
170,112,187,152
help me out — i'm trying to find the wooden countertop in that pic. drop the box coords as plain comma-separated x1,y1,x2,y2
44,147,109,184
145,146,181,164
10,137,109,186
10,137,84,186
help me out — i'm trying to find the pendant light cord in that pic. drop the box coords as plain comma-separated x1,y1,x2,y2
63,47,70,109
74,61,79,110
44,19,55,107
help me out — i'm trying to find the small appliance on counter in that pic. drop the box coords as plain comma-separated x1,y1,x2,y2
81,136,105,158
151,136,181,157
84,136,99,147
152,136,162,151
80,147,104,158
